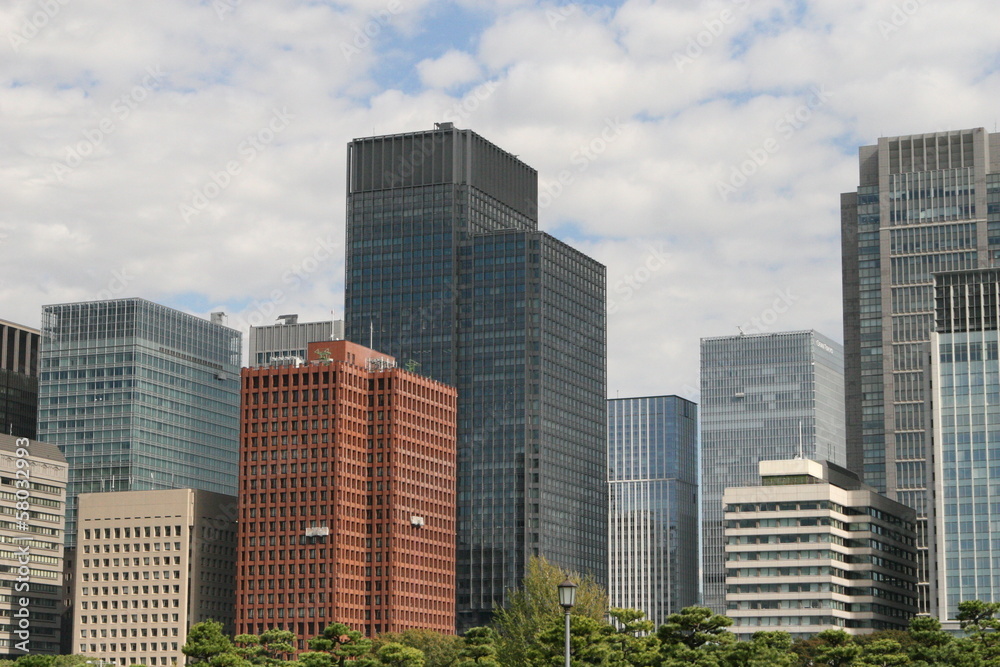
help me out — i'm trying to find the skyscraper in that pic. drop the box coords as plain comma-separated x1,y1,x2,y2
700,330,846,613
931,268,1000,619
0,318,40,439
344,123,607,629
37,298,241,545
236,340,457,639
841,127,999,612
608,395,698,626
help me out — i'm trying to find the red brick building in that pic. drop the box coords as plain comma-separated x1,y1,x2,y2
235,340,457,641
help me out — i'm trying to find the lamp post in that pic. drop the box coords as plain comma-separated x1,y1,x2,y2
557,579,577,667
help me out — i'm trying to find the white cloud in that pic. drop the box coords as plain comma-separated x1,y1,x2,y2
416,49,481,89
2,0,1000,401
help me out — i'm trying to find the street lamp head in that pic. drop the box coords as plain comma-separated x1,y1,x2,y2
557,578,577,609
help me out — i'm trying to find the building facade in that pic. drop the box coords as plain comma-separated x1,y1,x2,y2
248,315,343,368
0,319,40,440
73,488,238,667
235,340,457,640
0,434,67,656
700,330,846,612
37,298,242,545
842,128,1000,612
931,268,1000,619
724,459,918,638
344,123,607,629
608,395,698,626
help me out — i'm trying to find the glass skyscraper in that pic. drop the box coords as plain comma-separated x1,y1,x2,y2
344,123,607,629
842,128,999,612
932,268,1000,619
700,330,845,612
38,298,241,544
608,395,698,626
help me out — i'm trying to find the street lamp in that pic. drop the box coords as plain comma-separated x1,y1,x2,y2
557,579,577,667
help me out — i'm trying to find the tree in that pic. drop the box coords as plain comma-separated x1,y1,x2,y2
184,620,250,667
300,623,374,667
856,638,910,667
491,556,608,667
13,657,55,667
358,643,425,667
809,629,861,667
374,629,462,667
958,600,1000,665
456,627,501,667
528,614,623,666
656,607,735,667
721,631,795,667
606,608,659,666
234,628,297,666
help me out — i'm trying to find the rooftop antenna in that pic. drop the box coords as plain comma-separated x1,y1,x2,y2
797,420,804,459
370,320,374,349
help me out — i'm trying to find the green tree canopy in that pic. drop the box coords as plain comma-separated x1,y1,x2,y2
491,556,608,667
373,629,462,667
456,626,501,667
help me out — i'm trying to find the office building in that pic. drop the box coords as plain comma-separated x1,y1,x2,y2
344,123,607,629
0,433,67,656
725,459,918,637
842,128,1000,612
700,330,846,612
248,314,344,367
38,298,242,545
931,268,1000,619
235,339,457,639
73,488,237,666
0,319,40,440
608,395,698,626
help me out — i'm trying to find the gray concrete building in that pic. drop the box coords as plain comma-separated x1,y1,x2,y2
0,433,67,656
700,330,846,613
248,314,343,367
724,459,918,637
841,127,1000,612
73,488,237,667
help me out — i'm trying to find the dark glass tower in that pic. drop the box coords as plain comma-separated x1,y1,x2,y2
0,318,39,439
38,298,241,545
608,395,698,626
345,123,607,629
842,128,1000,612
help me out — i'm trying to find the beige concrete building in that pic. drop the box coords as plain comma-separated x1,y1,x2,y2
724,459,918,638
0,433,67,656
74,489,237,666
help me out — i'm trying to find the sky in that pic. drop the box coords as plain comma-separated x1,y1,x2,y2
3,0,1000,401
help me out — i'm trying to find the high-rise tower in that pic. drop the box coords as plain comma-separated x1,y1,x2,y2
841,128,1000,612
0,318,40,439
700,330,846,613
344,123,607,629
608,395,698,626
38,298,241,545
